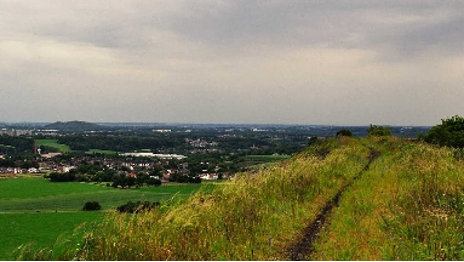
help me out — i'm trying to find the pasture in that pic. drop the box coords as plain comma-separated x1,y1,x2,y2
35,139,71,153
0,177,203,260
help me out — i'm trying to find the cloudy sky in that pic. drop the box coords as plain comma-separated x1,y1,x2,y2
0,1,463,125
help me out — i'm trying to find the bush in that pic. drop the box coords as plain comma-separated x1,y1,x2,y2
419,115,464,148
336,129,353,137
82,201,101,211
367,124,392,137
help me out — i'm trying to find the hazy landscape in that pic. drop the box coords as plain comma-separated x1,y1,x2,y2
2,1,464,261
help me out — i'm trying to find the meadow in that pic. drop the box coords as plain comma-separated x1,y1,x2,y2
0,177,202,260
35,139,71,153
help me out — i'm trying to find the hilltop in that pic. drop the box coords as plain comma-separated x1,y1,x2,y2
18,136,464,260
43,121,108,132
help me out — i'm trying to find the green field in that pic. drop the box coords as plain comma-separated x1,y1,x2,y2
0,178,202,260
0,212,103,260
35,139,71,153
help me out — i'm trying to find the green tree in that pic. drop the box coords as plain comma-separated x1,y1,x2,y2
367,125,392,137
419,115,464,148
336,129,353,137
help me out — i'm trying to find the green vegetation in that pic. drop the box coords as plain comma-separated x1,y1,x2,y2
419,115,464,148
336,129,353,137
35,139,71,153
0,178,201,212
82,201,102,211
245,154,291,160
30,137,370,260
367,124,392,137
85,149,118,155
312,137,464,260
0,212,103,260
0,178,202,260
13,134,464,260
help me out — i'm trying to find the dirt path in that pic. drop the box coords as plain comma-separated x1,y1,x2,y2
288,149,380,261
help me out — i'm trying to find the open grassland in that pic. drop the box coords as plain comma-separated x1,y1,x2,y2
35,139,71,153
0,178,202,260
19,137,464,261
0,212,103,260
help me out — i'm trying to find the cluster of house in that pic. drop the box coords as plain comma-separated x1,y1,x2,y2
185,138,219,148
0,153,233,181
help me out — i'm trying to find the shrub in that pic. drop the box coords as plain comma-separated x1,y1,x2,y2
367,124,392,137
419,115,464,148
82,201,101,211
336,129,353,137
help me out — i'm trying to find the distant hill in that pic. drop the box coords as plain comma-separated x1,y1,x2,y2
43,121,108,132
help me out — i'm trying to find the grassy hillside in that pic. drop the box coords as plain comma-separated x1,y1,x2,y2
18,137,464,260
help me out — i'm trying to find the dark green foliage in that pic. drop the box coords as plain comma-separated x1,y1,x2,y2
0,136,34,156
419,115,464,148
47,172,76,182
82,201,101,211
336,129,353,137
367,125,392,137
116,201,160,213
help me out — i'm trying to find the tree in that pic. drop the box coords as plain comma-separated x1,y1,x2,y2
336,129,353,137
419,115,464,148
367,125,392,137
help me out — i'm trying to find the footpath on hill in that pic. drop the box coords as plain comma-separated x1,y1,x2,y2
288,148,381,260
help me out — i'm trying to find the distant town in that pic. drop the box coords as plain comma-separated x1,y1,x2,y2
0,121,430,185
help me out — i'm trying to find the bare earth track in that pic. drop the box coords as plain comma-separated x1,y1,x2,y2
288,149,381,261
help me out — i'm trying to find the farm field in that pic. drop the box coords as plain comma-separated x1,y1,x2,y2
0,177,203,260
35,139,71,153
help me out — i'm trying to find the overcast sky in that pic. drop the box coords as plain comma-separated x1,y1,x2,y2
0,1,463,125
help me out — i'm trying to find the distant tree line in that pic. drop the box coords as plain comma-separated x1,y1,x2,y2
0,136,34,156
46,169,162,188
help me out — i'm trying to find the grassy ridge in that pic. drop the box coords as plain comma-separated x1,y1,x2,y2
312,137,464,260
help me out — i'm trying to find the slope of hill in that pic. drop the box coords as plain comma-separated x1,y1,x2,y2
18,137,464,260
43,121,107,132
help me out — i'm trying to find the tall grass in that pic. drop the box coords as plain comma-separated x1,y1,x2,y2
312,137,464,260
22,137,369,260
